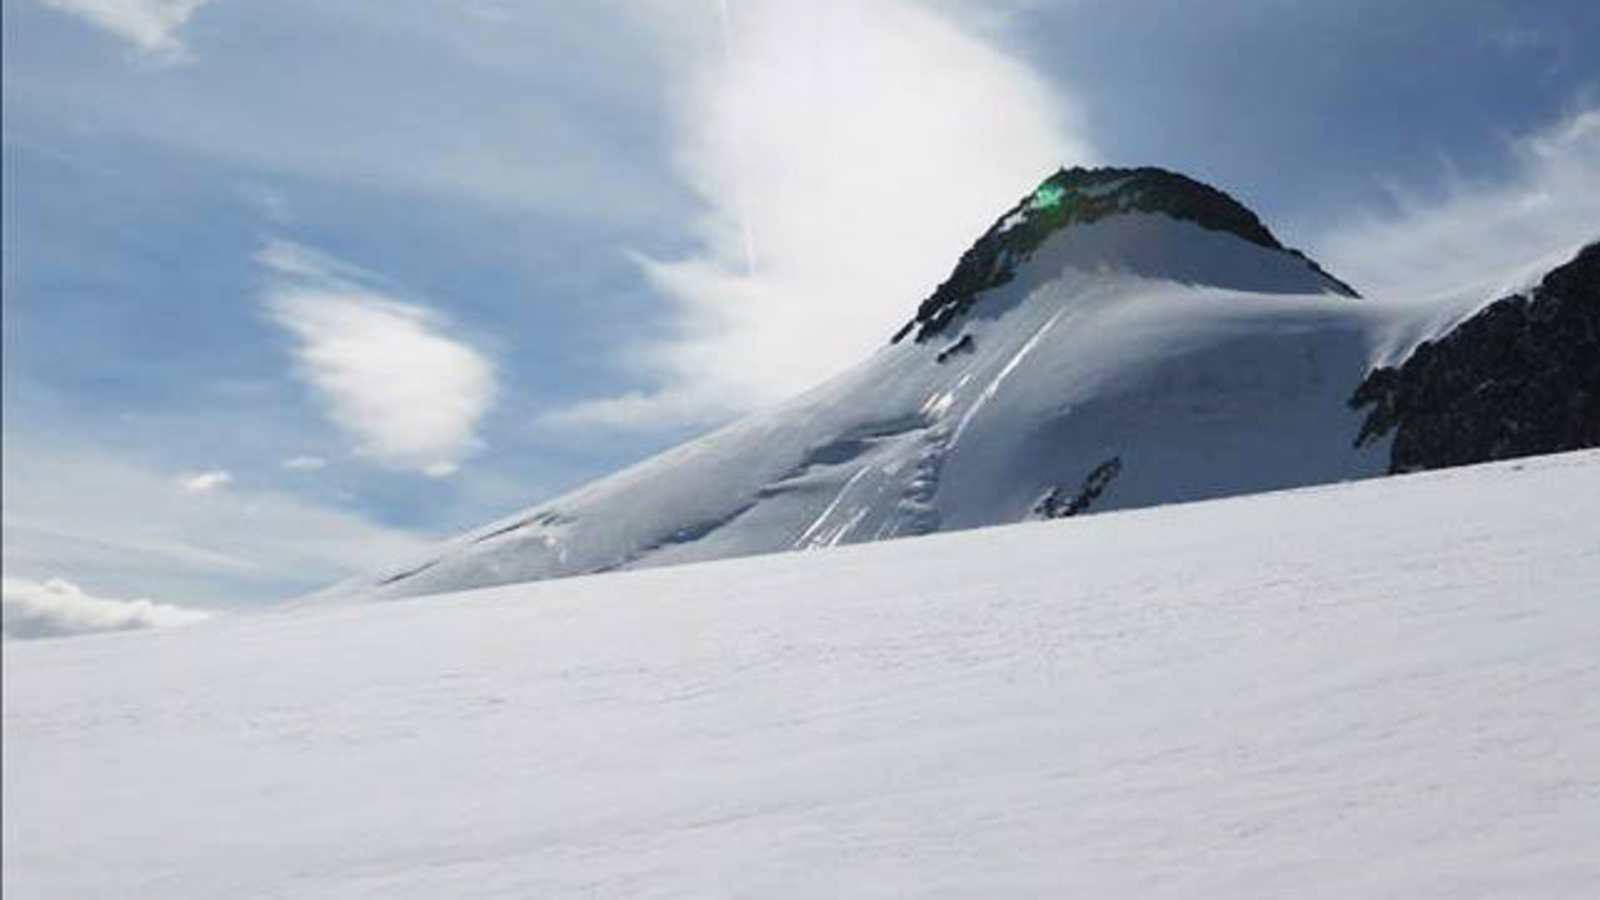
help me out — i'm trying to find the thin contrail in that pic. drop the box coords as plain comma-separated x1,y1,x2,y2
716,0,734,53
716,0,758,276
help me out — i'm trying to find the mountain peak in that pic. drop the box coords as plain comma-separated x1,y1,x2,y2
893,166,1359,344
1031,166,1286,250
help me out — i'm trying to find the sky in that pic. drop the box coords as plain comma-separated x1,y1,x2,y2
3,0,1598,628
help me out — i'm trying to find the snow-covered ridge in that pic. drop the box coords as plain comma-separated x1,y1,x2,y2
318,169,1584,602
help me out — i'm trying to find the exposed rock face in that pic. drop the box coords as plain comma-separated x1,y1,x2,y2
892,166,1359,344
1032,456,1123,519
1351,242,1600,473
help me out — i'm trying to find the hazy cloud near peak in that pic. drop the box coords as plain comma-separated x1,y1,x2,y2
551,0,1097,430
260,241,498,477
2,575,211,640
1313,105,1600,303
38,0,210,61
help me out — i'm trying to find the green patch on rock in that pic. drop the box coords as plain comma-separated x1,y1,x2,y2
1028,183,1066,211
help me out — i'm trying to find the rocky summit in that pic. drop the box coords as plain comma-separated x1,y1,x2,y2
893,166,1359,344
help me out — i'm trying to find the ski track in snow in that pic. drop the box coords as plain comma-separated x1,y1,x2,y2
6,450,1600,898
950,303,1071,446
794,465,876,549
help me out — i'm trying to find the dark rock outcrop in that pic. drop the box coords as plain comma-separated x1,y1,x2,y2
1033,456,1123,519
935,334,976,363
1350,242,1600,473
893,166,1358,344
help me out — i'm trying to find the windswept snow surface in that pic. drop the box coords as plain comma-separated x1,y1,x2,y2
333,212,1398,601
6,450,1600,898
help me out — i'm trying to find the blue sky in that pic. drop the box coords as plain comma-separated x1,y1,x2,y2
3,0,1598,613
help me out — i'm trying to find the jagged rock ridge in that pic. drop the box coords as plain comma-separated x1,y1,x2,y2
1351,241,1600,473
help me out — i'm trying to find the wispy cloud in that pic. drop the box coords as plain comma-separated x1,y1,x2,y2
2,436,435,605
2,575,210,640
11,2,686,226
259,240,498,477
550,0,1096,429
281,455,328,472
176,469,232,493
39,0,210,63
1313,105,1600,302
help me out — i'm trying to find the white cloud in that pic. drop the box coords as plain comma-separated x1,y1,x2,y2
2,437,435,606
2,575,211,640
421,461,459,479
551,0,1096,429
39,0,210,62
256,239,379,285
282,455,328,471
260,241,498,476
176,469,232,493
543,386,726,431
1313,106,1600,302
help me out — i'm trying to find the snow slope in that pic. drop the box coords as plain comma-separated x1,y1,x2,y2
333,170,1426,601
6,450,1599,898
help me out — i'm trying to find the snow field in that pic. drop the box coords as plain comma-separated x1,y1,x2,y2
6,449,1599,897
